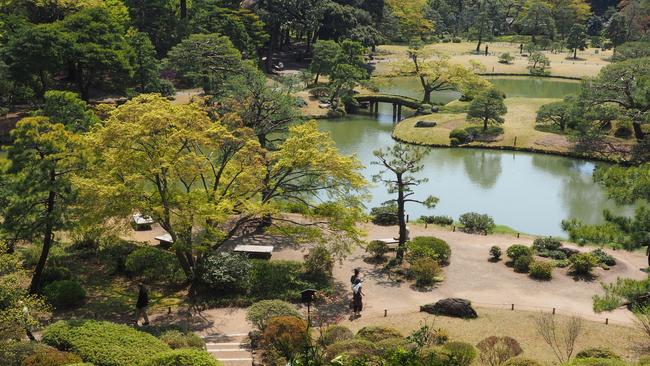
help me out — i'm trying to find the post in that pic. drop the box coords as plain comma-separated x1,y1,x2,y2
384,309,387,317
425,222,428,229
168,307,172,315
552,308,556,315
453,225,456,232
605,318,609,325
517,233,520,238
514,136,517,146
406,214,409,223
397,105,402,121
392,104,397,122
511,304,514,311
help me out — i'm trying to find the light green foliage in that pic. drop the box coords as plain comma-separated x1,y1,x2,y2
38,90,98,132
466,88,507,132
527,52,551,75
20,347,82,366
141,349,221,366
406,236,451,265
576,348,621,360
159,330,206,350
367,240,390,259
529,261,554,280
536,98,578,131
517,0,555,42
246,300,300,330
310,40,341,84
411,258,443,286
321,325,354,346
569,253,598,275
124,247,184,284
503,357,545,366
443,341,477,366
459,212,496,234
593,277,650,312
356,326,404,342
126,29,172,96
325,338,378,362
499,53,514,64
507,245,533,260
197,252,252,294
303,245,334,284
42,280,86,309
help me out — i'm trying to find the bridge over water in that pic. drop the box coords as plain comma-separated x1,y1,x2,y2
355,93,423,121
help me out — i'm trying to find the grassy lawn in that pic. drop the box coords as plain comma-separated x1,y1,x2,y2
373,42,611,79
343,308,646,365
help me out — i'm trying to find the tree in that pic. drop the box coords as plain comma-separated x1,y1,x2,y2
165,33,243,94
38,90,99,132
536,98,576,131
396,44,490,104
1,117,81,293
566,24,587,59
124,0,179,56
547,0,591,39
385,0,434,40
372,143,439,262
527,51,550,75
60,6,133,100
605,13,628,53
612,41,650,61
518,0,555,43
125,29,171,95
535,314,582,363
467,88,507,131
310,40,340,84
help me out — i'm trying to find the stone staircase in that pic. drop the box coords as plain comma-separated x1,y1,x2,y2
204,333,253,366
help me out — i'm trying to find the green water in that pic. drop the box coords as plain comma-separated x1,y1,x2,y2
320,76,632,237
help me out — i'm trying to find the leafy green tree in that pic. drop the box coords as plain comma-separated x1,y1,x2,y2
125,29,172,95
38,90,99,132
165,33,243,94
1,117,81,293
373,143,439,262
612,41,650,61
518,0,555,43
527,51,550,75
124,0,179,56
566,24,587,59
467,88,508,131
310,40,341,84
60,6,133,100
536,97,577,131
605,13,628,53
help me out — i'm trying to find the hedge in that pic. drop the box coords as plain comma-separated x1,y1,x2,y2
141,349,221,366
42,320,170,366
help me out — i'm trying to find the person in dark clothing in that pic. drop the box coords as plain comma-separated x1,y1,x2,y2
135,283,149,326
350,268,360,287
352,278,364,317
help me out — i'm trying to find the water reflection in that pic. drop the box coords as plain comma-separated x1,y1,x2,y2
462,151,503,189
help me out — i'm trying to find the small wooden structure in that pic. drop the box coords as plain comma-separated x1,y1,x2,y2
154,233,173,246
233,245,273,259
132,214,154,231
355,94,423,122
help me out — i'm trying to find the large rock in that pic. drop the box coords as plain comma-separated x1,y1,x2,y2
420,298,478,319
415,120,437,128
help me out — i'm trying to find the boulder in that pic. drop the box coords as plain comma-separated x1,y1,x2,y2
430,106,440,113
415,121,437,128
420,298,478,319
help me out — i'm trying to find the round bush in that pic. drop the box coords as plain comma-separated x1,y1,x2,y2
506,245,533,261
513,255,533,273
529,261,554,280
321,325,354,346
325,339,377,362
443,341,477,366
476,336,523,366
407,236,451,265
159,330,205,350
370,203,398,226
590,249,616,266
489,246,502,260
450,129,471,144
367,240,389,259
197,252,251,293
546,250,567,260
43,280,86,309
502,357,545,366
356,326,403,342
246,300,301,330
421,215,454,226
411,258,442,287
570,253,598,275
262,316,309,359
41,266,73,287
564,358,628,366
125,247,184,283
376,337,410,356
21,347,82,366
576,348,621,360
303,245,333,284
533,237,562,252
141,349,220,366
459,212,495,234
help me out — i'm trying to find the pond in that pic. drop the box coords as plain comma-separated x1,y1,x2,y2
318,77,633,237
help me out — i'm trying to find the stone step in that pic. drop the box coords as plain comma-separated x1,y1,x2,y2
204,335,253,365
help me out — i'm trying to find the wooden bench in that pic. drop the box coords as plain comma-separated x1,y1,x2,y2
154,233,173,246
132,214,154,230
233,245,274,259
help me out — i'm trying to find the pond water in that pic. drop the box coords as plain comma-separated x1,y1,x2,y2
318,76,633,237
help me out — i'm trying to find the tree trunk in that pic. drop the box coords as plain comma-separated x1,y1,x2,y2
573,48,577,59
29,189,56,294
265,24,280,73
313,73,320,85
484,117,489,131
396,173,406,263
422,87,432,104
633,121,645,140
180,0,187,19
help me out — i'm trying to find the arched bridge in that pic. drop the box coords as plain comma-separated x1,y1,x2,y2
355,93,423,121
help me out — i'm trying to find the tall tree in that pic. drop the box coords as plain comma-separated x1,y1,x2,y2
605,13,629,53
310,40,341,84
38,90,99,132
466,88,508,131
518,0,555,43
372,143,438,262
566,23,587,59
126,29,172,95
124,0,179,56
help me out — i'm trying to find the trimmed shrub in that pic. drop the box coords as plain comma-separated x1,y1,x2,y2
590,249,616,266
43,280,86,309
98,240,139,274
367,240,389,259
262,316,309,359
320,325,354,346
563,358,628,366
576,348,621,360
499,53,514,64
303,245,333,284
533,237,562,252
406,236,452,265
421,215,454,226
529,261,554,280
459,212,495,234
502,357,544,366
324,339,377,362
542,250,567,260
41,266,73,287
376,337,410,356
198,252,251,294
141,349,220,366
42,320,170,366
370,202,398,226
443,341,477,366
476,336,523,366
125,247,184,283
356,326,403,342
159,330,205,350
246,300,301,330
513,255,533,273
489,246,502,261
450,129,471,144
570,253,598,275
506,245,533,261
20,347,81,366
249,260,310,300
411,258,442,286
0,341,44,366
452,37,462,43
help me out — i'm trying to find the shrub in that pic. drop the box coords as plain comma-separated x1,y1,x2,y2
42,320,170,366
411,258,442,286
450,137,461,146
324,339,377,362
0,341,44,366
590,249,616,266
476,336,523,366
320,325,354,346
159,330,205,350
197,252,251,294
262,316,309,359
356,326,403,342
489,246,502,261
563,358,628,366
502,357,544,366
376,337,410,356
499,53,514,64
407,236,451,265
576,348,621,360
529,261,554,280
544,250,567,260
246,300,301,330
443,341,477,366
459,212,495,234
421,215,454,226
125,247,184,283
570,253,598,275
141,349,220,366
20,347,82,366
249,260,310,300
98,240,139,274
303,245,333,284
450,129,471,144
452,37,462,43
370,202,398,226
41,266,73,287
43,280,86,309
513,255,533,273
506,245,533,261
533,237,562,252
367,240,389,259
614,121,633,139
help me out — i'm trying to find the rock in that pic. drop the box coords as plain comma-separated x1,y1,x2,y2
430,106,440,113
415,121,437,128
420,298,478,319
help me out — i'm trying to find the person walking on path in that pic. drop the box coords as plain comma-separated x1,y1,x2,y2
350,268,360,288
135,283,150,326
352,278,364,318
